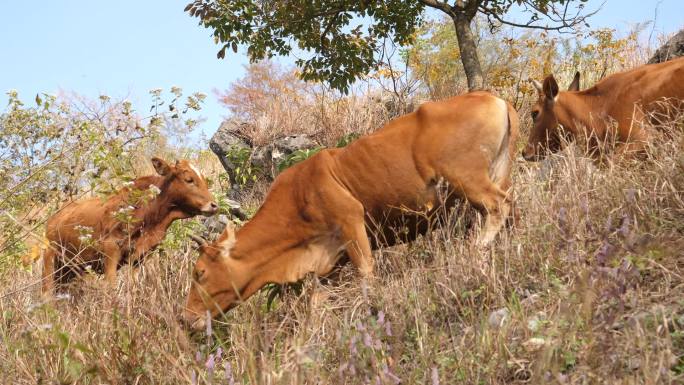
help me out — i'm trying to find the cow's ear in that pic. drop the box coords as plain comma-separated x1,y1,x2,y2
543,75,559,101
216,222,237,257
568,71,580,91
151,157,172,176
530,79,543,94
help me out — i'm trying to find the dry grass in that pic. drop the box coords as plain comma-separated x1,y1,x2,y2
2,111,683,385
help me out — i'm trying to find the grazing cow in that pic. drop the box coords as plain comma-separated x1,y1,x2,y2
42,157,218,294
523,57,684,161
182,91,519,328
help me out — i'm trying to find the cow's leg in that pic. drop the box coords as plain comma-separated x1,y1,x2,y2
41,248,56,296
443,170,510,246
496,174,518,228
340,218,374,277
323,186,374,277
102,241,122,287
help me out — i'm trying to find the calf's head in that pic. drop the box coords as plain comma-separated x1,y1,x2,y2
151,157,218,216
182,224,248,330
522,72,580,161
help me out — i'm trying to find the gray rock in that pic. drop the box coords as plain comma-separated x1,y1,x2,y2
202,214,230,238
526,311,547,332
251,144,275,179
210,120,320,184
273,134,317,154
648,29,684,64
209,119,252,187
488,308,509,329
522,337,546,352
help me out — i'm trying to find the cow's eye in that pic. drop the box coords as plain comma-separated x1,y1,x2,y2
185,176,194,184
531,110,539,120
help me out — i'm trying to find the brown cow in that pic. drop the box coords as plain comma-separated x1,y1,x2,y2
523,57,684,161
42,157,218,294
182,91,519,329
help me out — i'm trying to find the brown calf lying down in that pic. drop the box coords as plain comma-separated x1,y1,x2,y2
181,91,519,329
42,158,218,294
523,57,684,161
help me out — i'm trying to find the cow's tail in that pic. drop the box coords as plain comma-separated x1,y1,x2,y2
489,98,519,185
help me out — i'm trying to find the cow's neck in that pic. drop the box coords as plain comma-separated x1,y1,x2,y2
225,209,319,301
555,91,608,139
130,176,191,234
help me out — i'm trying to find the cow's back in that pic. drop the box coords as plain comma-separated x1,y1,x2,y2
330,92,513,237
46,196,119,260
593,57,684,112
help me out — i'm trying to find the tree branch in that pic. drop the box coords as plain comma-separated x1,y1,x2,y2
417,0,455,17
480,1,603,32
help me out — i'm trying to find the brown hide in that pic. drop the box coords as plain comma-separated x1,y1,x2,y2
524,57,684,161
183,91,519,329
42,158,218,294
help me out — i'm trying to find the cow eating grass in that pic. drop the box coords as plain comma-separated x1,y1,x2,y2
42,157,218,295
523,57,684,161
182,91,519,329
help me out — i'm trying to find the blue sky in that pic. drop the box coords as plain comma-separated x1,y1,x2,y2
1,0,682,142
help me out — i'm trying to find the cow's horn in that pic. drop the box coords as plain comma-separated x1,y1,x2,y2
530,79,542,92
190,234,207,247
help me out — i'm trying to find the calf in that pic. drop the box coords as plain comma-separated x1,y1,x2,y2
182,91,519,329
42,157,218,294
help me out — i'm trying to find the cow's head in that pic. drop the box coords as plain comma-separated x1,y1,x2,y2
182,224,248,330
151,157,218,216
522,72,580,161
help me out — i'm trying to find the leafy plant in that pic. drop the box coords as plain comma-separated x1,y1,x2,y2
276,146,325,172
224,145,260,187
336,132,361,148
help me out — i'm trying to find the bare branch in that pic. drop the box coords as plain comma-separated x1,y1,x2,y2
481,1,603,33
417,0,455,17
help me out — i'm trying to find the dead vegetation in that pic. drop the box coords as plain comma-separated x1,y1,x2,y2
1,23,683,385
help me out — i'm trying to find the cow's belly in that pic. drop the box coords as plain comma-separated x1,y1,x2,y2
285,234,347,282
363,180,458,248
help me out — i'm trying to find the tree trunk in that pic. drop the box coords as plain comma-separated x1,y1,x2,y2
452,14,483,91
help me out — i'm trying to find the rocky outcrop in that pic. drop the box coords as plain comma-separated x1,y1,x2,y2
208,120,252,185
648,29,684,64
209,119,319,189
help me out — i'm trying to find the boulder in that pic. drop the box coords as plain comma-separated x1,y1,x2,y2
274,134,317,154
210,120,319,185
209,119,252,189
648,29,684,64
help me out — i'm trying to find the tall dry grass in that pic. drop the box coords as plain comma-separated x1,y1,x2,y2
1,106,682,384
2,25,683,383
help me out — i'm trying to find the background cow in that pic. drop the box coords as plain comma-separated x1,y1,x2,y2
523,57,684,161
182,91,519,329
42,157,218,294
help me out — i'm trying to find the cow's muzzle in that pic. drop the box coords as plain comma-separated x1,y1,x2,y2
521,147,542,162
201,202,219,216
180,311,207,331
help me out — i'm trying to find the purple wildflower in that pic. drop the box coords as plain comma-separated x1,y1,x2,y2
206,353,215,376
558,207,567,231
363,332,373,348
431,367,440,385
596,241,615,266
619,214,630,238
224,362,235,385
